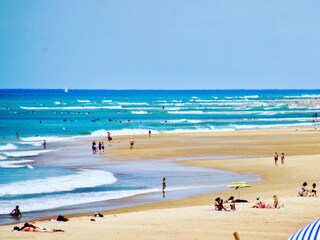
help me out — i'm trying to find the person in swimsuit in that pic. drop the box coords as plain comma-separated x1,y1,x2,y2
274,152,279,166
298,182,308,197
309,183,317,197
10,205,21,218
281,153,285,165
130,139,135,149
252,197,266,208
162,177,166,198
15,222,64,232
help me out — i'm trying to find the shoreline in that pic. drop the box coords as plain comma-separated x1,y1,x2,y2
1,127,320,239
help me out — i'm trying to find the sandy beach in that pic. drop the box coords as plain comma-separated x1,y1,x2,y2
1,128,320,240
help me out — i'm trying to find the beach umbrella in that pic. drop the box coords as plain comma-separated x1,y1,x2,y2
229,181,251,200
288,217,320,240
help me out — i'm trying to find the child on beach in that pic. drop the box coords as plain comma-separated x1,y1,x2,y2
298,182,308,197
281,153,285,165
130,139,135,149
309,183,317,197
274,152,279,166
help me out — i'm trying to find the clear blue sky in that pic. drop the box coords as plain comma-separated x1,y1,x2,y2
0,0,319,89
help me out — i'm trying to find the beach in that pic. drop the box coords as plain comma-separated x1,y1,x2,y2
1,128,320,239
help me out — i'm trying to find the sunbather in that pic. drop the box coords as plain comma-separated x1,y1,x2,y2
252,197,266,208
13,222,64,233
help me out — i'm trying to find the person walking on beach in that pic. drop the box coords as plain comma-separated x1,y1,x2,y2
129,139,135,149
43,140,46,149
92,140,96,154
98,141,102,153
274,152,278,166
281,152,285,165
10,205,22,218
102,142,105,152
162,177,166,198
149,130,151,137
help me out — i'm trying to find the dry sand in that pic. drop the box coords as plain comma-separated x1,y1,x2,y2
1,128,320,240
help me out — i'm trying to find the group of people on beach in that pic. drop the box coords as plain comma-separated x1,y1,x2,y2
298,182,317,197
273,152,285,165
214,196,236,211
251,195,282,209
91,140,105,154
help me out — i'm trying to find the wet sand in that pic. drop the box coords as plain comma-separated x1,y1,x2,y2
1,128,320,240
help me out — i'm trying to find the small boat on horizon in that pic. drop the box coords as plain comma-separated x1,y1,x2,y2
64,88,68,93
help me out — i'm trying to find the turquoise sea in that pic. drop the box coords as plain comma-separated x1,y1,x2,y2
0,89,319,225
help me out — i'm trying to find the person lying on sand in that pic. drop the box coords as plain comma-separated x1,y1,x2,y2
12,222,64,233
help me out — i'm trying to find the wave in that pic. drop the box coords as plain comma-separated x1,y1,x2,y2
20,136,78,143
0,144,17,151
228,122,313,130
239,95,260,99
0,169,117,197
284,94,320,99
117,102,149,106
0,159,34,169
166,119,202,124
0,188,159,214
77,99,91,103
20,106,122,110
102,100,112,103
91,129,159,137
3,150,53,158
0,156,7,160
168,111,204,115
131,111,148,114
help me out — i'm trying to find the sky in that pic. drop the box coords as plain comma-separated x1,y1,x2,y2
0,0,319,89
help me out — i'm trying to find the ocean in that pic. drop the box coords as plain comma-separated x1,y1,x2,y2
0,89,319,225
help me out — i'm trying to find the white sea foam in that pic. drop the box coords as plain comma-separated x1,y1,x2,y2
0,156,7,160
20,136,78,143
117,102,149,106
3,150,53,158
0,169,117,197
54,101,62,105
91,129,160,137
77,99,91,103
168,111,204,115
240,95,260,99
102,100,112,103
0,188,159,214
284,94,320,99
0,144,17,151
20,106,122,110
0,159,34,168
166,119,202,124
131,111,148,114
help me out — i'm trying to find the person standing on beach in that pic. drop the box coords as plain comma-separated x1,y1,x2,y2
149,130,151,137
281,153,285,165
43,140,46,149
129,139,135,149
98,141,102,153
274,152,278,166
92,141,96,154
102,142,105,152
162,177,166,198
